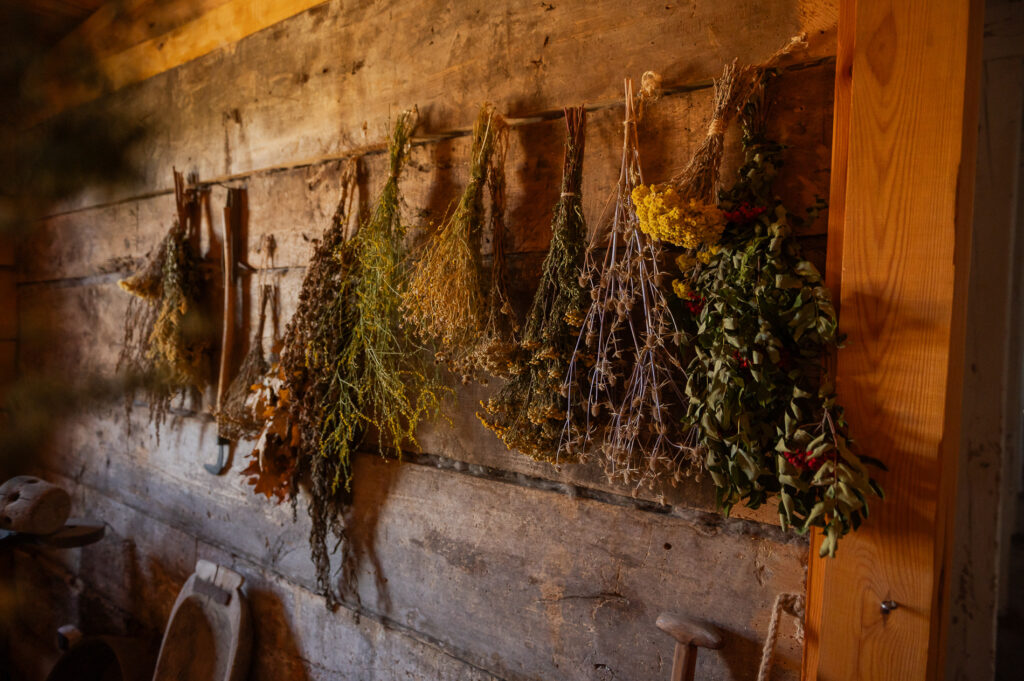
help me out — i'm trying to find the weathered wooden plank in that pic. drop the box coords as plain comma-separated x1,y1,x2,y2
42,0,836,214
945,53,1024,681
18,277,131,380
23,63,835,283
14,492,501,681
37,417,806,681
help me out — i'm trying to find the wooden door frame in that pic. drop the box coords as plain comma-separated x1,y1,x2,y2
803,0,985,679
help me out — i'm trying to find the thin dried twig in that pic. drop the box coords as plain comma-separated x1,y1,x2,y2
564,79,697,487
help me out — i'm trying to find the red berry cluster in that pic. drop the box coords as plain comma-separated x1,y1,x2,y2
731,349,749,369
684,291,706,315
723,202,767,224
782,449,827,472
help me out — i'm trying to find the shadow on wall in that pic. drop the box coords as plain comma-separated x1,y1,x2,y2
245,587,312,681
0,2,151,480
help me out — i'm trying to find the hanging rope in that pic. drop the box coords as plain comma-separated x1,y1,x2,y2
756,592,805,681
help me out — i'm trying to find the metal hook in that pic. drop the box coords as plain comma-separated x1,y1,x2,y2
880,600,899,615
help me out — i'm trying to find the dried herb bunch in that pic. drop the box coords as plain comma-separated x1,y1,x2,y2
632,36,806,261
326,107,447,486
564,80,694,485
217,279,274,441
118,170,208,432
282,110,447,605
277,158,360,467
478,107,588,463
475,113,519,377
403,104,510,381
680,83,883,556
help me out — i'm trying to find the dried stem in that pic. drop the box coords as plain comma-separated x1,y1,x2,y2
564,79,696,487
478,106,588,463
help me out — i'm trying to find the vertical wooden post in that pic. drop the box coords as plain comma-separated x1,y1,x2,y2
803,1,985,679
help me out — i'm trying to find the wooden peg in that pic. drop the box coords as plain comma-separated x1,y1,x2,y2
656,612,723,681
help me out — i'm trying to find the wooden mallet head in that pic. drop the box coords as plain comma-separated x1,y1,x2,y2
656,612,723,681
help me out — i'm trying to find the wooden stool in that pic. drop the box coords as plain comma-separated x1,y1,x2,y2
656,612,723,681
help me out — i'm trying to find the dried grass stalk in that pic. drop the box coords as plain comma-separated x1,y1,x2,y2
478,106,588,463
403,104,509,382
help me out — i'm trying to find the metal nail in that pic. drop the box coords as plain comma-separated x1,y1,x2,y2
880,600,899,615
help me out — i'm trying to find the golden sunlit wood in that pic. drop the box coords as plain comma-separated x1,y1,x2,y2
805,0,984,679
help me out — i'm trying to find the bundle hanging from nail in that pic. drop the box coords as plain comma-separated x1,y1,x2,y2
478,106,588,463
678,76,883,557
285,110,449,608
403,103,512,383
563,78,696,485
474,103,520,378
118,169,209,436
241,161,359,513
217,236,279,442
632,34,807,260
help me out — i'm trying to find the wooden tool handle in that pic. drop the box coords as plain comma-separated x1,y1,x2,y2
215,190,239,414
671,643,698,681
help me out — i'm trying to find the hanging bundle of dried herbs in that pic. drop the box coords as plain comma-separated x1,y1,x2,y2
118,170,208,433
323,107,447,487
680,83,883,557
632,36,806,262
274,158,360,470
563,79,695,486
478,107,588,463
475,113,519,378
241,162,359,514
403,104,509,382
279,110,447,606
257,158,361,606
217,280,274,441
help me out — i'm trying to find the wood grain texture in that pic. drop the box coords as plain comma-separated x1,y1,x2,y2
28,0,327,118
10,499,501,681
20,63,836,284
10,2,843,679
37,0,836,214
802,0,856,673
29,407,807,681
809,1,984,680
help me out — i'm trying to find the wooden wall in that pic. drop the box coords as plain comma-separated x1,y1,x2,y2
10,1,839,679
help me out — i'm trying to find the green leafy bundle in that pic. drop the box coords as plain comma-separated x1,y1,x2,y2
679,88,883,556
290,110,448,606
478,107,588,463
